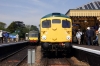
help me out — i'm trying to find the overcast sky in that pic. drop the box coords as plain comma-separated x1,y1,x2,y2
0,0,96,28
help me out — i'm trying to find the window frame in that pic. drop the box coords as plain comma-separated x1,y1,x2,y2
62,19,70,28
52,19,61,24
42,20,51,28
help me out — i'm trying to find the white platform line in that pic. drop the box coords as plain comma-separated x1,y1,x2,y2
72,45,100,55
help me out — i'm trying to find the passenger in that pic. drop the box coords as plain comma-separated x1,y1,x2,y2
93,34,98,46
81,31,85,44
76,29,82,44
3,32,9,43
16,34,19,42
86,27,93,46
90,27,95,45
0,30,3,43
98,25,100,46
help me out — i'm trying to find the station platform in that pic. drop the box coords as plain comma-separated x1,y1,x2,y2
72,44,100,55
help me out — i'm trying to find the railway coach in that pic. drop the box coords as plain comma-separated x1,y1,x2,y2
28,30,39,45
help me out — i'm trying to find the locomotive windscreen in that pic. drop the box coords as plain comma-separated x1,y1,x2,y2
62,20,70,28
52,19,61,23
42,20,51,28
29,33,38,37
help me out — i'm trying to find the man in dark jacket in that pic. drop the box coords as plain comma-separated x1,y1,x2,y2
3,32,9,43
91,27,95,45
86,27,94,45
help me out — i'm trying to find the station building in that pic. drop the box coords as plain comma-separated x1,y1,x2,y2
66,1,100,31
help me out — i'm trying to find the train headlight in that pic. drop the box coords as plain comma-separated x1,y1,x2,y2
66,36,71,40
42,35,46,40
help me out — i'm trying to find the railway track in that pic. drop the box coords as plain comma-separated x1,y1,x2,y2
0,46,36,66
40,57,72,66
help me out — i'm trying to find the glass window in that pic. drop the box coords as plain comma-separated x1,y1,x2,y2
84,5,88,9
29,33,38,37
95,2,100,9
42,20,51,28
62,20,70,28
52,19,61,23
87,4,92,9
90,3,96,9
98,2,100,6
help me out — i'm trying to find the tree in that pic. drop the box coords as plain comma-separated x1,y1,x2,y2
0,22,6,30
25,25,31,32
7,21,39,38
7,21,25,38
30,25,39,31
25,25,39,32
6,22,16,33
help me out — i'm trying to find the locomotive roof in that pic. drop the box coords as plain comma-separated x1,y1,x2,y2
41,12,69,19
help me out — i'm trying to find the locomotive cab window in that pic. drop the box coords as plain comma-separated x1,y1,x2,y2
62,20,70,28
52,19,61,23
42,20,51,28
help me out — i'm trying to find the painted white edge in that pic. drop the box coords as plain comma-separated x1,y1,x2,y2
73,45,100,55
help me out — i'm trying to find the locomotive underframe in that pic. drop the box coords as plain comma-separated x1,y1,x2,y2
41,42,72,51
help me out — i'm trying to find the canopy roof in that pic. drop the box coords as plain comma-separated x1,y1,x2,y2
66,9,100,17
10,33,17,36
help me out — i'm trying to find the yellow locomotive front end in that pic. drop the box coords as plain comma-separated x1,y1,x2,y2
40,13,72,52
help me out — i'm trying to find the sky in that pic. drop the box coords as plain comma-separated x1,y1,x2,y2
0,0,96,28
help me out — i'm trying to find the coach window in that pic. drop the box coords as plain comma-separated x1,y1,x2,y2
42,20,51,28
62,20,70,28
52,19,61,23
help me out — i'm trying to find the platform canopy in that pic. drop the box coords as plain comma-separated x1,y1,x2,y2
66,9,100,17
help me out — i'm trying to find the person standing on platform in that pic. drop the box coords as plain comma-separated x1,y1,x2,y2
98,25,100,46
81,31,85,44
76,29,82,44
90,27,95,45
16,34,19,42
86,27,93,46
3,32,9,43
0,30,3,43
